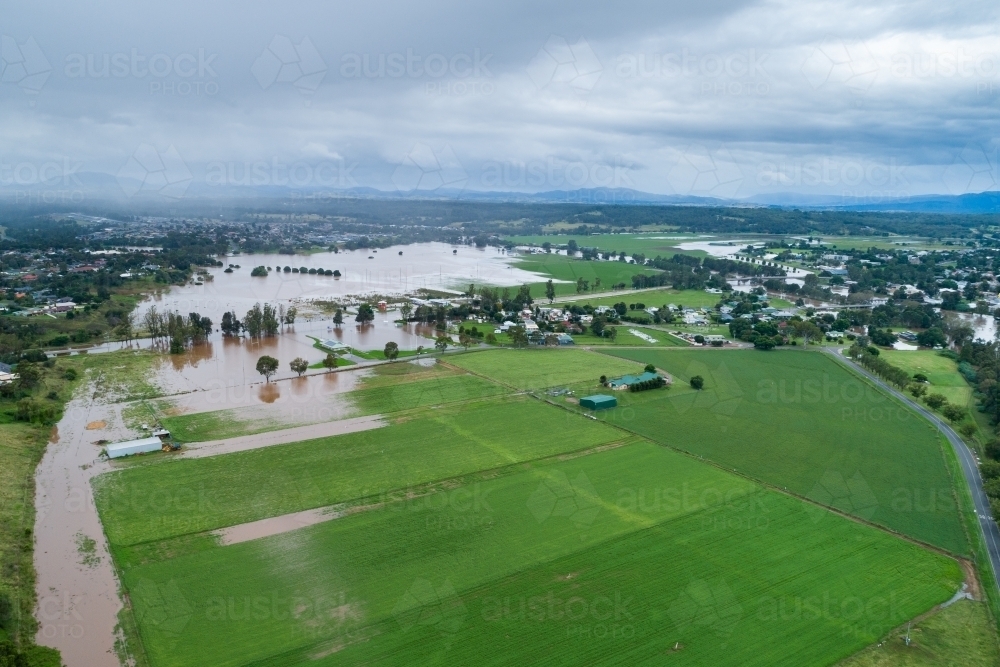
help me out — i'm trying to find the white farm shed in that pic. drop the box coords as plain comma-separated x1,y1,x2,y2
106,436,163,459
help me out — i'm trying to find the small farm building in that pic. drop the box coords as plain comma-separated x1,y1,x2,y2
106,436,163,459
580,394,617,410
608,372,660,390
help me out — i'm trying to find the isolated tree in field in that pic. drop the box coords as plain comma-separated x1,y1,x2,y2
690,375,705,390
545,280,556,303
924,393,947,410
322,353,338,372
435,335,450,352
256,355,279,382
942,404,967,423
384,341,399,360
333,309,344,326
356,304,375,324
289,357,308,377
509,326,529,348
908,383,928,398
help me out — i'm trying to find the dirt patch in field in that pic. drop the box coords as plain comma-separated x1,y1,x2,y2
960,558,983,600
85,420,106,430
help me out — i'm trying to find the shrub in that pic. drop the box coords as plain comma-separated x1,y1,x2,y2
924,393,947,409
981,460,1000,480
63,368,78,381
644,364,656,373
942,404,967,423
16,398,57,424
690,375,704,390
250,266,267,277
49,335,69,347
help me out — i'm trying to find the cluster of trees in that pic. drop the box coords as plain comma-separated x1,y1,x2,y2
846,342,911,388
628,375,666,392
220,304,297,338
141,306,212,353
728,319,784,350
630,254,784,291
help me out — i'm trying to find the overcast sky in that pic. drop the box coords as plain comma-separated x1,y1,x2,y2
0,0,997,201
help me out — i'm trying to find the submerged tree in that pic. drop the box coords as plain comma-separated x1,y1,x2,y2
289,357,308,377
356,304,375,324
256,355,279,382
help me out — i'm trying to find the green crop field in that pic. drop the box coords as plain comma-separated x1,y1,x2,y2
509,233,705,256
514,254,660,296
447,348,646,390
561,287,721,309
93,396,626,546
594,348,968,554
110,442,960,667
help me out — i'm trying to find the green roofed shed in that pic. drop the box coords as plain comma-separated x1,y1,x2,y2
580,394,617,410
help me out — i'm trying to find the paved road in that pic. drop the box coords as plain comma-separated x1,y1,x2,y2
826,348,1000,592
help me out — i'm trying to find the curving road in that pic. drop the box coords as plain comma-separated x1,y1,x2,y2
826,348,1000,594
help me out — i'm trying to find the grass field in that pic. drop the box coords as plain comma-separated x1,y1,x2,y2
447,348,646,390
837,600,999,667
509,233,705,256
93,396,626,546
513,254,660,297
879,350,972,410
559,287,722,309
112,442,962,667
594,348,968,554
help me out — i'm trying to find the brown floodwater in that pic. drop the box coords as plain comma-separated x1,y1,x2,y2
32,242,535,665
33,396,128,666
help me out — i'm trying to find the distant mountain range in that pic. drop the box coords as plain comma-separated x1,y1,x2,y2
3,173,997,214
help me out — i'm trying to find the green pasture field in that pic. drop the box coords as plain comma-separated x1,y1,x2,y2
513,254,660,296
509,233,705,256
879,349,972,409
93,396,625,546
595,348,968,554
569,326,689,347
838,599,999,667
113,443,960,667
558,287,721,309
447,348,646,390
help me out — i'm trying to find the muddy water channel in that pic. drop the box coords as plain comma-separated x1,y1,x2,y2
32,242,546,665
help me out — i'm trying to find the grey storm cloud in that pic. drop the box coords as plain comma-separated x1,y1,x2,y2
0,0,997,199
